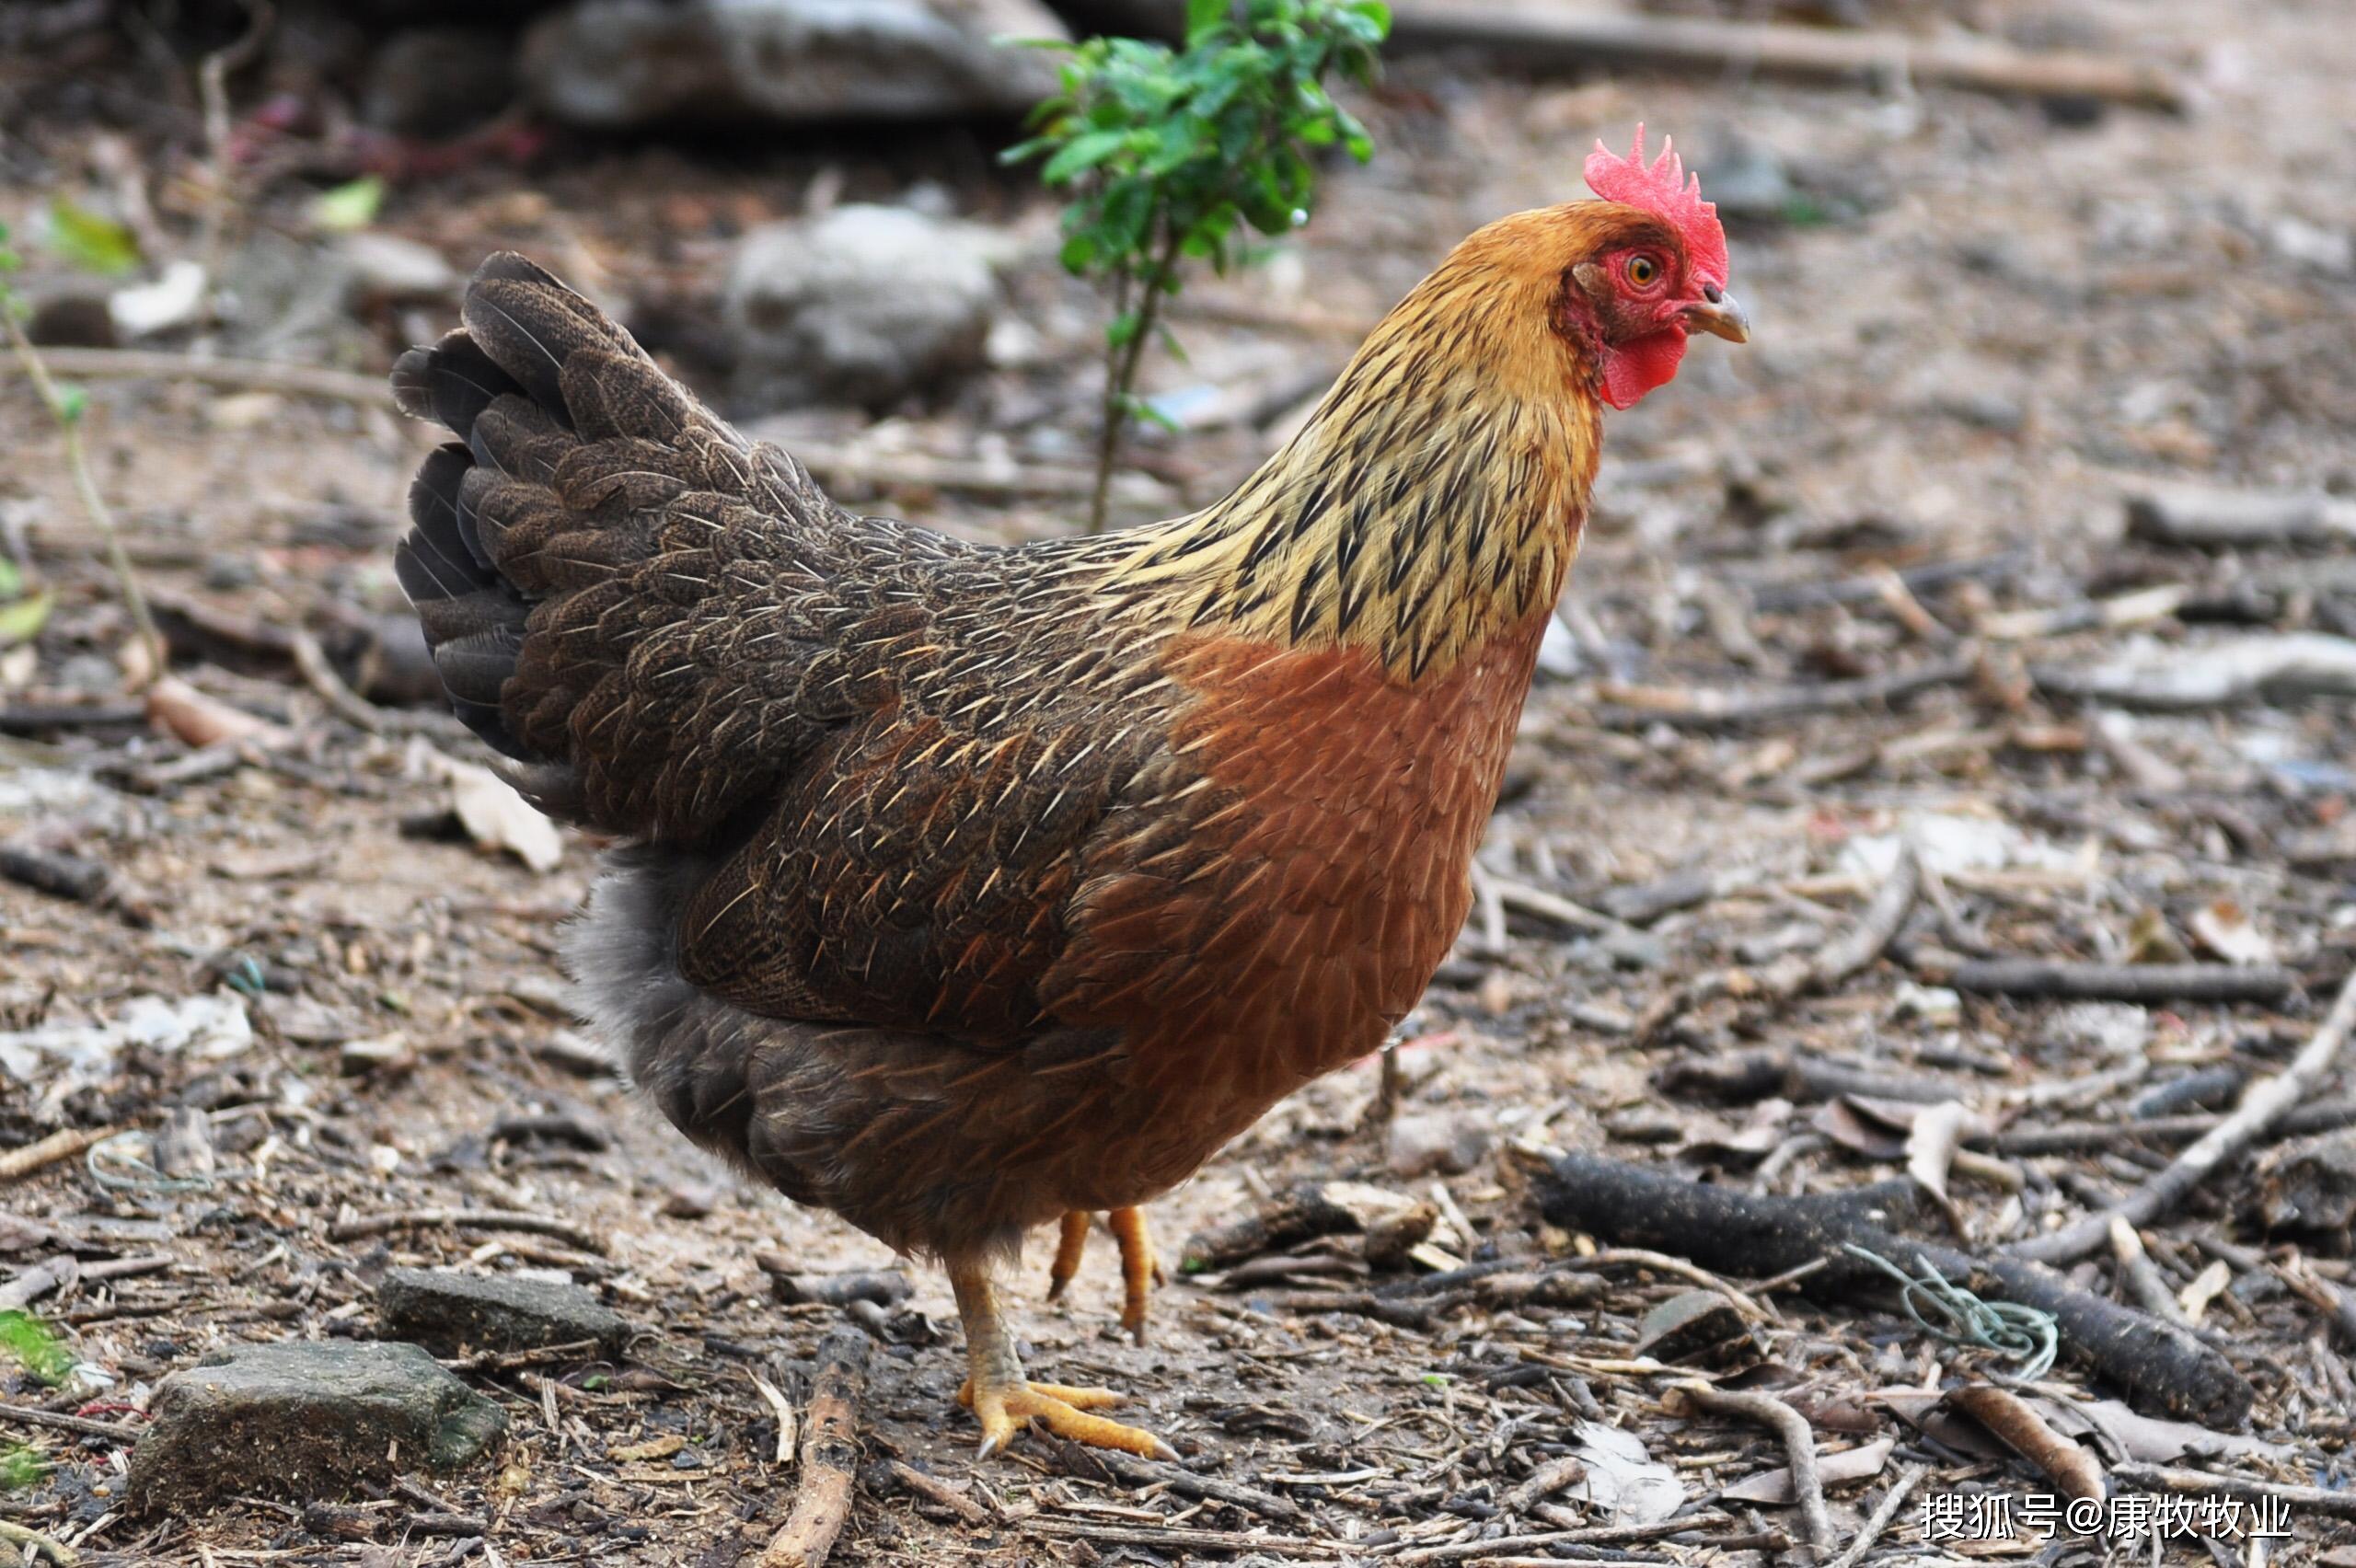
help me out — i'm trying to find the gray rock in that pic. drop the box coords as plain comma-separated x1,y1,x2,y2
522,0,1065,130
127,1341,506,1511
363,27,518,137
1384,1111,1492,1179
724,204,1009,408
376,1267,629,1356
337,233,460,309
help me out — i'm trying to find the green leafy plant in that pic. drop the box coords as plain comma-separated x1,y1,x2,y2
0,220,166,685
0,1443,49,1491
1008,0,1390,532
0,1310,75,1387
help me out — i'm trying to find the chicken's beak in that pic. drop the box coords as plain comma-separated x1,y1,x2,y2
1681,291,1750,344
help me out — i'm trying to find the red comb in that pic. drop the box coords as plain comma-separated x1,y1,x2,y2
1585,124,1728,285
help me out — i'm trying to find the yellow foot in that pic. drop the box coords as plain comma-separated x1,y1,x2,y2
957,1377,1175,1461
1045,1207,1168,1344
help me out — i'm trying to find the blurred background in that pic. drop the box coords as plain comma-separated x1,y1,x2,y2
4,0,2356,1562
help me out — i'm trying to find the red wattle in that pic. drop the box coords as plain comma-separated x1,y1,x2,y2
1600,328,1690,410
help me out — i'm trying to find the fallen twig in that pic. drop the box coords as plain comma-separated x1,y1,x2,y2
2106,1217,2191,1328
1932,958,2299,1006
0,1125,115,1184
2108,1462,2356,1520
884,1458,988,1525
1537,1155,2252,1424
1984,1096,2356,1156
1380,5,2184,108
290,629,468,742
0,1402,142,1442
2127,486,2356,550
23,346,387,405
1640,846,1917,1042
1822,1462,1926,1568
2011,975,2356,1265
1046,1440,1306,1523
1665,1381,1833,1560
0,1519,77,1567
1380,1516,1722,1562
326,1208,606,1255
1595,657,1975,731
758,1329,871,1568
1947,1385,2105,1501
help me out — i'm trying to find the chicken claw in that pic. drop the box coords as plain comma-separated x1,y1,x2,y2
953,1258,1174,1460
1045,1207,1167,1343
957,1378,1173,1460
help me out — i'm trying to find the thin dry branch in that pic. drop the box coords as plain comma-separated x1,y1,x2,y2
24,347,388,405
326,1207,606,1254
2012,975,2356,1265
1666,1382,1832,1560
1381,4,2185,109
759,1330,871,1568
0,1125,115,1183
1822,1463,1926,1568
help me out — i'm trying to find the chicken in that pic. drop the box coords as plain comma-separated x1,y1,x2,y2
390,128,1744,1460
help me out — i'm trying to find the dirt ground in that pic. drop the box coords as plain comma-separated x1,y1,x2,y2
5,0,2356,1563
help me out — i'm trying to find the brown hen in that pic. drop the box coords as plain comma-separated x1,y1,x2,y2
391,130,1745,1458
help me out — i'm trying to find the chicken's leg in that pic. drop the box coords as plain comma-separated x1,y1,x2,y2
1044,1207,1166,1343
951,1258,1173,1460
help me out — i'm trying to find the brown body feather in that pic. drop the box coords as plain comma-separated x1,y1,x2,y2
392,203,1656,1265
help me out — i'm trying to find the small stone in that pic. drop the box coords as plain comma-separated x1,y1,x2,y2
337,233,460,309
722,204,1010,409
127,1341,506,1511
2257,1131,2356,1234
377,1268,629,1357
1384,1112,1492,1179
1634,1289,1751,1366
661,1182,722,1219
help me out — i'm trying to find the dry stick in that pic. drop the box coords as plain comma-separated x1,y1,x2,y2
1594,656,1976,731
1380,1516,1720,1563
1049,1442,1307,1524
0,1518,77,1568
2107,1217,2192,1327
884,1459,989,1526
1986,1097,2356,1156
1536,1156,2252,1425
1666,1382,1833,1561
326,1208,606,1255
2108,1463,2356,1521
2012,975,2356,1266
4,323,166,687
24,347,388,405
1640,845,1917,1043
0,1403,142,1442
1380,3,2185,109
288,629,468,742
0,1126,114,1184
758,1330,872,1568
1822,1463,1927,1568
1936,958,2299,1006
1947,1386,2105,1502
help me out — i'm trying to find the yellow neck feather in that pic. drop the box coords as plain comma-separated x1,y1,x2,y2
1109,242,1601,684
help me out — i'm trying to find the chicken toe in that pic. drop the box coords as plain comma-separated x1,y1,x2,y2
953,1258,1173,1460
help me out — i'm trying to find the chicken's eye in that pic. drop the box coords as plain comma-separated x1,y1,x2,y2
1625,255,1661,287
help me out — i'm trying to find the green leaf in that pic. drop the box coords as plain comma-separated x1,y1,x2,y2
0,559,19,599
0,589,52,648
0,1311,75,1386
1042,129,1132,184
1106,309,1144,349
56,384,87,425
44,197,140,277
1058,233,1100,273
309,175,387,234
1186,0,1229,40
0,1443,50,1492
